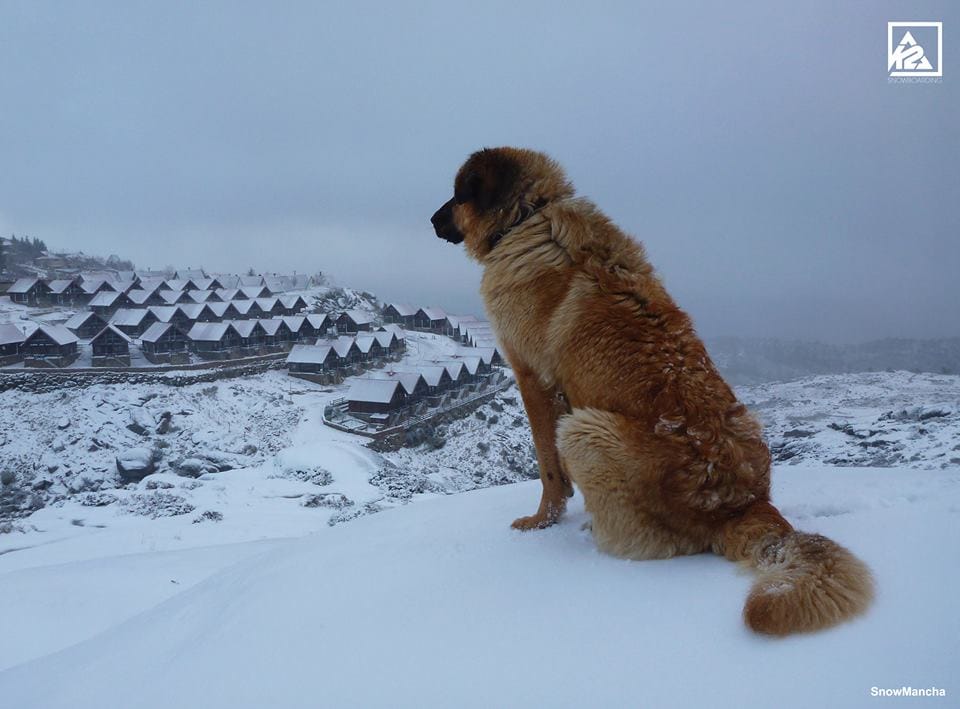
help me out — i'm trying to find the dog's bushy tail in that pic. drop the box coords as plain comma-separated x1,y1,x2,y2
713,501,874,635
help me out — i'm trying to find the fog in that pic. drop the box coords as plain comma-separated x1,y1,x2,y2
1,1,956,343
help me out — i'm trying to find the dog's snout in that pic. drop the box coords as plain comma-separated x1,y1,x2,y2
432,198,464,244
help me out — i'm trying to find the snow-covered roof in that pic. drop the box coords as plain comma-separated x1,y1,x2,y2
366,371,424,396
393,364,447,387
279,295,307,309
373,332,396,348
377,323,405,337
126,290,153,305
227,320,262,338
188,322,231,342
175,269,206,280
46,279,77,294
282,316,306,332
262,277,288,293
191,278,214,290
88,291,123,307
148,306,180,323
332,339,357,358
385,303,417,317
0,323,24,346
215,288,240,301
347,378,403,404
140,322,178,343
258,319,284,336
164,279,188,292
240,286,266,299
286,344,334,365
306,314,329,329
432,360,466,380
188,290,213,303
177,303,206,320
340,309,374,325
92,324,132,344
25,324,78,346
110,309,152,327
206,302,230,318
239,275,264,287
64,311,103,331
136,278,166,294
459,347,497,366
7,277,41,294
354,336,376,353
255,297,279,311
159,289,189,304
418,307,447,321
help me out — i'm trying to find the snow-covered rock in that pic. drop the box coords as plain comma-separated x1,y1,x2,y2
115,447,155,480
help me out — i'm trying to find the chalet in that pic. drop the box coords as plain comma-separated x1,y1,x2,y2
228,319,268,352
230,300,255,319
346,379,406,419
81,278,119,296
174,269,207,282
205,276,233,290
187,289,215,303
281,315,307,342
188,322,241,358
7,278,51,305
382,303,417,327
47,278,86,306
110,308,159,337
286,344,339,374
206,302,231,320
258,319,292,349
136,277,168,295
126,289,166,307
239,285,268,300
141,322,190,363
461,346,502,368
354,335,384,362
214,288,240,302
148,306,194,331
414,307,447,332
462,324,494,347
159,289,193,305
373,331,403,356
0,323,24,365
366,370,428,401
332,337,362,369
303,314,330,338
336,309,374,333
456,356,483,381
279,295,308,315
22,325,79,367
191,278,214,291
402,365,453,396
443,314,479,339
262,276,288,294
179,303,218,323
162,279,189,292
254,297,284,318
377,323,405,337
238,274,264,287
90,325,132,367
432,360,471,388
64,311,108,339
88,290,131,317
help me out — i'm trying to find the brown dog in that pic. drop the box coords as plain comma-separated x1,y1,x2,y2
432,147,874,635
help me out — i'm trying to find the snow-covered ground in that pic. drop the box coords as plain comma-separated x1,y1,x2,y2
1,466,957,708
1,368,958,706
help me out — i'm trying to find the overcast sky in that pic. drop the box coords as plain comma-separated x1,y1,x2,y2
1,1,957,343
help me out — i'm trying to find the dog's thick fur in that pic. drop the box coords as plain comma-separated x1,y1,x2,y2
432,147,874,635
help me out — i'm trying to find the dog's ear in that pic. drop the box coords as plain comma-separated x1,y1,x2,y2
455,149,520,213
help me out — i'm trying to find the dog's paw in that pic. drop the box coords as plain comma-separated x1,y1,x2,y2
511,513,558,531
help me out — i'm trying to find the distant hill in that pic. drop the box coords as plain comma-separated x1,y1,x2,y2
707,336,960,384
0,234,135,281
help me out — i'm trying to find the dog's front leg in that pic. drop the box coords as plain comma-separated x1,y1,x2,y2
511,363,575,530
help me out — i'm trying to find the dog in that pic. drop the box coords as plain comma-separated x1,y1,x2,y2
432,147,874,635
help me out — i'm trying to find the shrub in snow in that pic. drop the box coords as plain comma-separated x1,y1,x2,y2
143,478,174,490
301,493,353,510
79,492,118,507
486,415,499,426
192,510,224,523
0,468,15,487
474,410,487,421
122,492,194,518
489,400,504,413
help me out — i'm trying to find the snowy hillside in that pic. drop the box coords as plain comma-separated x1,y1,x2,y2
1,467,957,708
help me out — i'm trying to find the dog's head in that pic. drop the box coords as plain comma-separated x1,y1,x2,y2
431,147,574,260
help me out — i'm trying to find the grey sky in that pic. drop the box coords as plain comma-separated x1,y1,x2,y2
1,1,957,343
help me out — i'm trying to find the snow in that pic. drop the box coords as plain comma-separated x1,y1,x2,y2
346,377,402,403
0,466,957,708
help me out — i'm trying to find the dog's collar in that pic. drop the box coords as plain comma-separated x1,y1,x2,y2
487,199,548,253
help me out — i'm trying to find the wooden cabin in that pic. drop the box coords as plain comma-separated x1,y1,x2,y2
110,308,159,337
158,289,192,305
414,307,447,332
64,311,109,340
254,297,284,318
0,323,24,365
366,370,428,402
279,295,308,315
88,290,131,317
286,344,339,374
346,379,406,419
227,319,268,353
281,316,307,342
90,324,132,367
336,309,374,333
141,322,190,363
331,337,362,370
47,278,86,306
188,322,241,359
22,325,79,367
303,313,330,338
382,303,417,328
7,278,51,305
